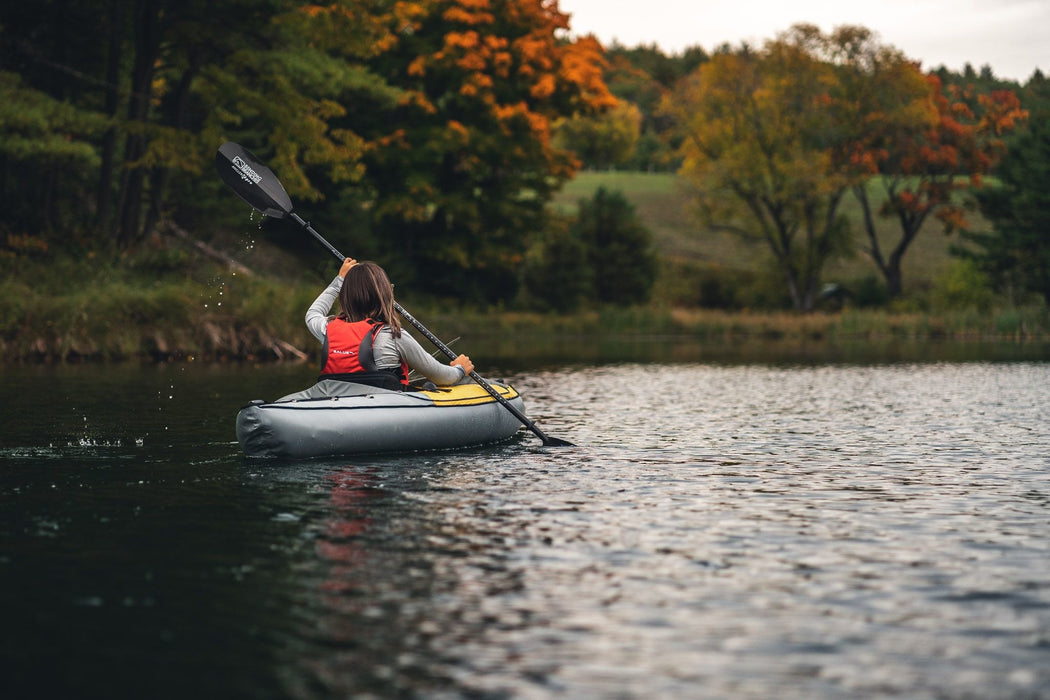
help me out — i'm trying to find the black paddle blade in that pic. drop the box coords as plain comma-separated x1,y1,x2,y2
215,142,293,219
542,436,575,447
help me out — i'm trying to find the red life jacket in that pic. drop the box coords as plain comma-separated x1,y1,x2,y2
320,318,409,389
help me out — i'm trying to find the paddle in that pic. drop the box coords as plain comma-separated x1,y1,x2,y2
215,141,573,447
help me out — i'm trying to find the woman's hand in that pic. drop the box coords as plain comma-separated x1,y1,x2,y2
338,257,357,278
450,354,474,376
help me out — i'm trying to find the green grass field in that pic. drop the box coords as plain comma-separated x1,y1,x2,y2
553,171,983,300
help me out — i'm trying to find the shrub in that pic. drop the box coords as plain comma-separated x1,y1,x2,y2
852,275,890,308
930,259,997,312
654,258,764,309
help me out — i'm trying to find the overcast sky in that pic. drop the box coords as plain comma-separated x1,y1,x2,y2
557,0,1049,82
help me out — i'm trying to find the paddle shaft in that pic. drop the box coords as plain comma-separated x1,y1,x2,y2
288,215,571,447
290,213,343,261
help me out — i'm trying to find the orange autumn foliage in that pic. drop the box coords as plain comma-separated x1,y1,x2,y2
883,74,1027,230
398,0,615,155
667,23,1027,304
358,0,618,298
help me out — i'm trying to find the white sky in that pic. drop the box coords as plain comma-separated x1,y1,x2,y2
557,0,1050,82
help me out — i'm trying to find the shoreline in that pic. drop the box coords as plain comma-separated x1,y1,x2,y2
4,309,1049,365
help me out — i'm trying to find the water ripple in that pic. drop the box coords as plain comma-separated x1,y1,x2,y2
2,361,1049,699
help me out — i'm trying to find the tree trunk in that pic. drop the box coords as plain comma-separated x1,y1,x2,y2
855,184,892,290
854,181,930,300
145,62,199,236
117,0,161,247
887,206,927,299
884,263,904,299
96,0,124,238
785,272,803,311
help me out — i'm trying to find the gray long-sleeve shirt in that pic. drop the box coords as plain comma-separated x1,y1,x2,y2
305,276,466,386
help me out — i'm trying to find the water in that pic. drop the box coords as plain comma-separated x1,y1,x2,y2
2,356,1050,699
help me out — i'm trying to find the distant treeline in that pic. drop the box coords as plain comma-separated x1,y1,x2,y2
582,40,1050,174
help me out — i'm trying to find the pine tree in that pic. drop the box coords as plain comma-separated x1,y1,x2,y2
965,117,1050,303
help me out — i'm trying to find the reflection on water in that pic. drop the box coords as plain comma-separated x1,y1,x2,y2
471,334,1050,368
1,353,1050,699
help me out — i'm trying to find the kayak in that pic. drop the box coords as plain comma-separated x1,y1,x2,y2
236,381,525,458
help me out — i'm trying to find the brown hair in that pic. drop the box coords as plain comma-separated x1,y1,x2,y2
337,261,402,337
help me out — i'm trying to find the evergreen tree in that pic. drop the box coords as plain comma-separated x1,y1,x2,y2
521,219,592,312
574,187,657,305
964,116,1050,304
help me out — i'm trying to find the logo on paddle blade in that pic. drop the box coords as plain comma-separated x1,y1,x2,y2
231,155,262,185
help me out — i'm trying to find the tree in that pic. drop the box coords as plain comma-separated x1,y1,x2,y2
665,24,1027,307
140,0,397,242
963,115,1050,304
664,28,855,312
1020,69,1050,120
0,71,107,243
521,218,592,312
602,43,708,171
574,187,657,304
356,0,617,302
848,67,1026,298
0,0,393,250
522,187,655,309
0,1,111,244
553,101,642,169
801,25,941,301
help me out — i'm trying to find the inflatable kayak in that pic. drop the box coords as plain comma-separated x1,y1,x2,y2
236,381,525,458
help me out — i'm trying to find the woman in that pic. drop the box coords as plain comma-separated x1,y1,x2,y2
305,258,474,390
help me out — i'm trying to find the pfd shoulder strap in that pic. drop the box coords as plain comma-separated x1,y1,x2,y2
357,321,384,371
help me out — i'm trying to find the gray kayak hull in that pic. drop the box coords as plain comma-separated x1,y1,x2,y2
236,382,525,458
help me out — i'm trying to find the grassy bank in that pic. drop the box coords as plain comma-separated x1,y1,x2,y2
0,254,317,362
445,306,1050,345
3,253,1047,364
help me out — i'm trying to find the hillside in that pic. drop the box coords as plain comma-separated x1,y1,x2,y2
552,171,976,301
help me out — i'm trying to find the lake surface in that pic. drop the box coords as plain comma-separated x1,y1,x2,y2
2,348,1050,699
